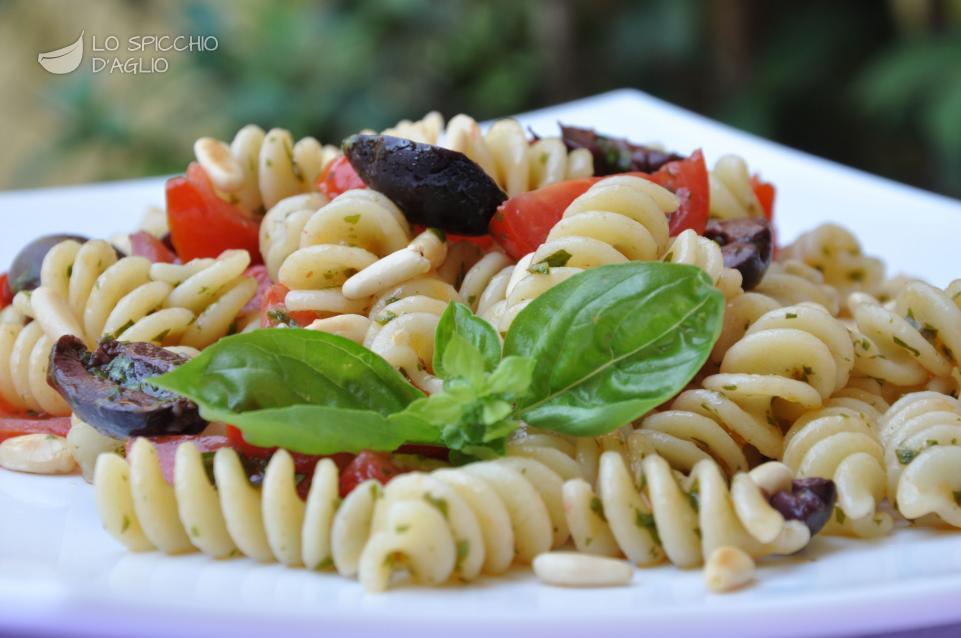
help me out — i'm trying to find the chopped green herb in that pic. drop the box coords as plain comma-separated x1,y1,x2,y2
344,214,361,224
785,312,797,319
542,249,572,268
527,261,550,275
834,507,847,525
590,496,607,522
121,515,130,533
893,336,920,357
424,493,449,519
896,448,918,465
634,510,661,546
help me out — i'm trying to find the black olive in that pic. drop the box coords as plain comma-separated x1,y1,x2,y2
344,134,507,236
768,477,837,536
704,218,774,290
47,336,206,439
9,234,89,294
560,124,685,175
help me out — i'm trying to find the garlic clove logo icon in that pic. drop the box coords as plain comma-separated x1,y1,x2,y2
38,31,84,74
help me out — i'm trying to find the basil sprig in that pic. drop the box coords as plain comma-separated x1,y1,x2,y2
151,262,723,457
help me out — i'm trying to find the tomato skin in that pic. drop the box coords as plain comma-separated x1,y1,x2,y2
259,282,319,328
316,156,367,199
166,163,262,263
338,451,408,497
751,175,776,220
0,416,71,442
489,151,709,261
128,231,178,264
0,274,13,309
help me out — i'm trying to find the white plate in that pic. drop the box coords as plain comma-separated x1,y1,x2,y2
2,90,961,638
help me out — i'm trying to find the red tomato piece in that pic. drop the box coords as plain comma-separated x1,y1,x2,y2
489,151,709,261
316,156,366,199
751,175,776,221
128,231,178,264
338,451,408,497
241,264,271,316
125,434,231,484
0,273,13,309
259,282,319,328
166,162,262,263
645,150,709,236
0,416,71,442
489,178,596,260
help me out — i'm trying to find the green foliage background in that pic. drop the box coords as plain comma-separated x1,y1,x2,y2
3,0,961,197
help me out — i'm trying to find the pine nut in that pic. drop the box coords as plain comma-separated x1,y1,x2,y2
532,551,633,587
0,433,77,475
704,546,755,593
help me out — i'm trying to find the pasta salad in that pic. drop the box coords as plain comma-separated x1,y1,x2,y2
2,112,958,595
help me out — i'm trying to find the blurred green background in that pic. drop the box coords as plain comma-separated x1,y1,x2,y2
3,0,961,197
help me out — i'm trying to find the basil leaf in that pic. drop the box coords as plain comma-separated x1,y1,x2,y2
504,262,723,436
484,355,535,395
441,334,487,386
202,405,439,455
434,302,501,377
152,329,422,416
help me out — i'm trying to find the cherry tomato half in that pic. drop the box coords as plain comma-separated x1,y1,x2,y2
166,163,262,263
489,151,709,260
316,156,367,200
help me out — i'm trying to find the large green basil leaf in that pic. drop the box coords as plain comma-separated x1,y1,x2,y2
152,329,422,416
433,302,501,377
503,262,723,436
196,404,439,455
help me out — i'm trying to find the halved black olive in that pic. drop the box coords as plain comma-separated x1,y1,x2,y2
344,134,507,236
560,124,685,175
704,218,773,290
768,477,837,536
47,336,206,439
9,234,89,293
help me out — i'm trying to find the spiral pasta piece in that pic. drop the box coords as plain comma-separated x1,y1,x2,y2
878,392,961,527
443,115,593,196
149,249,259,349
361,277,463,393
275,190,424,316
564,452,811,567
194,125,340,216
781,223,884,298
93,439,579,592
782,404,892,537
708,155,765,220
847,279,961,390
2,241,257,414
485,175,678,331
637,303,853,474
0,318,69,415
